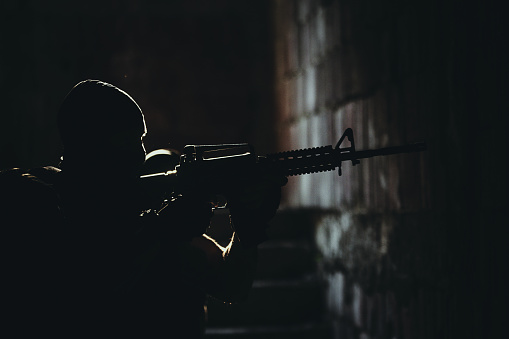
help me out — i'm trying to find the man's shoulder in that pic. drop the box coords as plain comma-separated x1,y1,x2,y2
0,166,63,218
1,165,61,193
0,165,61,184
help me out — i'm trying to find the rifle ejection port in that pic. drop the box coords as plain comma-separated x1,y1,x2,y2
194,144,254,161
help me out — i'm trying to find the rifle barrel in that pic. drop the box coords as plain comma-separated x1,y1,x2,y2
338,142,427,162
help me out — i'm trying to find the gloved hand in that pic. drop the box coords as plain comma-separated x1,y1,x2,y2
227,168,287,247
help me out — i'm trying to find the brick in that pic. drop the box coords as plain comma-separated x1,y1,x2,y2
325,272,346,317
325,0,341,51
365,95,378,149
315,7,327,61
323,57,335,108
286,20,300,74
286,77,298,122
370,90,390,148
374,156,389,211
353,98,365,150
298,22,311,70
294,73,305,117
387,157,402,211
398,150,424,211
332,50,346,103
297,0,312,24
277,79,292,125
299,173,313,207
297,116,310,149
340,162,356,208
304,67,317,114
360,156,371,210
332,106,346,147
308,13,318,65
315,62,327,110
352,283,363,327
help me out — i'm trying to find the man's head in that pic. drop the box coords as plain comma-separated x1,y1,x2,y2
58,80,147,177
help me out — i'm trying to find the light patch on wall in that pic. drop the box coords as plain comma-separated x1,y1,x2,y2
332,106,345,145
295,73,305,116
379,172,387,190
368,110,377,148
380,218,391,256
309,113,323,147
305,67,316,113
352,283,363,327
316,7,326,58
326,271,345,317
315,213,353,260
300,174,313,206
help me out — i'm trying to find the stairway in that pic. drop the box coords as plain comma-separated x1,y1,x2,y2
204,209,332,338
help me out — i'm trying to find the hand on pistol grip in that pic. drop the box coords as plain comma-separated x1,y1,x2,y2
158,192,214,240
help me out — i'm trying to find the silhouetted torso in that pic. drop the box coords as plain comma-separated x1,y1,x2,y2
1,166,207,338
55,168,207,337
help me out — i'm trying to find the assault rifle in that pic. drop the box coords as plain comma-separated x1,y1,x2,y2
140,128,426,205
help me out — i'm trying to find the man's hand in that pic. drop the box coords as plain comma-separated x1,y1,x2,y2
158,193,214,240
227,169,286,247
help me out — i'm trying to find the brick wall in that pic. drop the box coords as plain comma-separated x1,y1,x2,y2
273,0,508,338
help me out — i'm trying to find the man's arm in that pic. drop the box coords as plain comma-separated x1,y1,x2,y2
179,232,257,303
174,169,283,303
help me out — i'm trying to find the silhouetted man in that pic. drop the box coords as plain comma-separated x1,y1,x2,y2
1,80,282,337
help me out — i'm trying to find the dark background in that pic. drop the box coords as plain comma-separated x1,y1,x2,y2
1,1,508,338
0,0,276,170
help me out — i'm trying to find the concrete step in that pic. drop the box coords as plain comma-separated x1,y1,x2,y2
204,208,326,337
206,277,326,327
255,240,317,280
204,321,332,339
